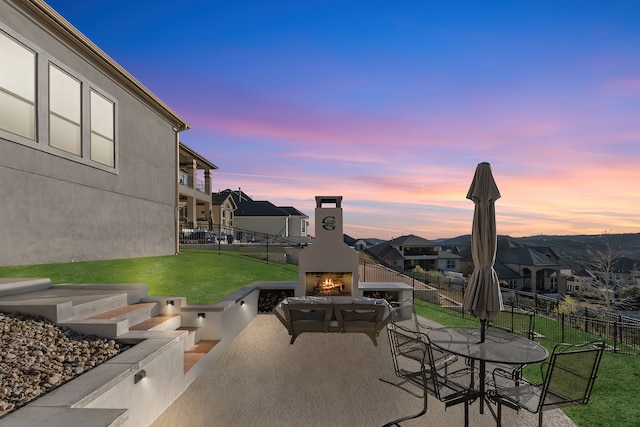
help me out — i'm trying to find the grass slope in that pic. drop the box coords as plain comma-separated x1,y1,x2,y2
0,249,298,304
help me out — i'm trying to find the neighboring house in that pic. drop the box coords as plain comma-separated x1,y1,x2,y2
354,238,384,251
367,234,462,272
211,191,237,237
212,189,309,242
0,0,189,266
570,256,640,297
344,234,357,247
459,237,567,294
178,143,218,230
437,250,462,272
279,206,309,238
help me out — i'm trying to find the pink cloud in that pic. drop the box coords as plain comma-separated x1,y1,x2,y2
600,76,640,95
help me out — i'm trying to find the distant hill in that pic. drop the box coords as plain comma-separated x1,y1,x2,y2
434,235,471,248
436,233,640,261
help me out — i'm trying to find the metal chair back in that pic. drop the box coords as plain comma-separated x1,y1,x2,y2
489,340,604,427
381,321,473,426
539,341,604,411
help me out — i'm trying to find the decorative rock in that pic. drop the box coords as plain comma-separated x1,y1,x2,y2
0,312,130,418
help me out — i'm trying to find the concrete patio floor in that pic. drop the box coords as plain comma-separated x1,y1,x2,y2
151,314,577,427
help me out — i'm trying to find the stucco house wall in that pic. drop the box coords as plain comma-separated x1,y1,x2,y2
286,214,308,238
0,0,188,266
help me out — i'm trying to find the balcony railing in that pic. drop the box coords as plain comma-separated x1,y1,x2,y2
195,177,206,193
178,172,208,194
178,171,190,187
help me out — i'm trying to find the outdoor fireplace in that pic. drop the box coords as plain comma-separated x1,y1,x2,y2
297,196,362,297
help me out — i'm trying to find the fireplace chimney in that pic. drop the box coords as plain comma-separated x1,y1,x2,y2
297,196,361,297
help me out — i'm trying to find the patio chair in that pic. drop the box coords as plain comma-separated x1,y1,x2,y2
485,308,536,385
390,298,433,333
280,303,334,344
380,322,474,426
488,341,605,427
334,302,388,345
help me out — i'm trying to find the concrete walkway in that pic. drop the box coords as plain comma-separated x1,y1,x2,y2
152,314,577,427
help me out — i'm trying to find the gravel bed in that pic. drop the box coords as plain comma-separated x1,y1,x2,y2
0,312,130,417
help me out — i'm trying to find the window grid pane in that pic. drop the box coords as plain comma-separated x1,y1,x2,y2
49,114,81,155
90,90,114,139
0,31,35,100
0,90,35,139
49,64,81,123
0,31,36,139
91,132,114,167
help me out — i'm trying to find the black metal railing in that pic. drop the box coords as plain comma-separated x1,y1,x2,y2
412,278,640,355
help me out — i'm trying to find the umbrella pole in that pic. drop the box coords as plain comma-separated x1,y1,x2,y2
480,319,486,343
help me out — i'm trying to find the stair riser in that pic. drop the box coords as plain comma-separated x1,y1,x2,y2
70,294,130,321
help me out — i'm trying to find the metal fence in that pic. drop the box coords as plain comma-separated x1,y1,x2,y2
356,262,640,354
409,272,640,355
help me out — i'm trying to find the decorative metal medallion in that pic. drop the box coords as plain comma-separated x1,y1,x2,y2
321,216,336,230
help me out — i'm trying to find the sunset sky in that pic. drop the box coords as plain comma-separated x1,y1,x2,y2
46,0,640,240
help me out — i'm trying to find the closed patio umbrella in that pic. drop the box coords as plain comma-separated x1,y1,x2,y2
462,162,503,342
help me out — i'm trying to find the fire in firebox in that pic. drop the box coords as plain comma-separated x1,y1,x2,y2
305,272,352,296
315,277,344,295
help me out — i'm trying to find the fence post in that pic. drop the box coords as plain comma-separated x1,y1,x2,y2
461,285,465,319
584,307,589,335
510,305,514,333
614,316,619,353
561,313,565,343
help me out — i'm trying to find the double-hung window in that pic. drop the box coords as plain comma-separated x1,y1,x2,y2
49,64,82,155
1,27,117,171
90,90,115,167
0,31,36,140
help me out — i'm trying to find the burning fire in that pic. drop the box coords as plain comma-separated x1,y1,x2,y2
315,277,344,295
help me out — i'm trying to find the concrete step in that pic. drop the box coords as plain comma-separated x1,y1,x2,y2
60,302,159,338
69,293,130,321
88,302,159,324
0,288,131,323
0,278,52,297
177,326,201,348
184,340,219,373
130,313,181,332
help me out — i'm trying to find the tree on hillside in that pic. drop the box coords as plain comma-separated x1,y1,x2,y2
586,232,640,310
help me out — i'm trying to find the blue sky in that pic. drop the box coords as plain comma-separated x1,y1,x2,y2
46,0,640,239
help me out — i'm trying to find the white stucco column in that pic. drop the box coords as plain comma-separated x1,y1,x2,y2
187,159,196,189
186,196,196,227
204,169,211,194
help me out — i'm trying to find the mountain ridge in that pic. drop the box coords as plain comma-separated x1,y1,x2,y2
434,233,640,261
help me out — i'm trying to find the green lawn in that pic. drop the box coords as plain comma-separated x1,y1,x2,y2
1,251,637,426
415,304,640,427
0,249,298,304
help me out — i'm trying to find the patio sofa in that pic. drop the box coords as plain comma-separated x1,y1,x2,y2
273,296,391,345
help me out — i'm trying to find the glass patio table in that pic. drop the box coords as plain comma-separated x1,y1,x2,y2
427,327,549,419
